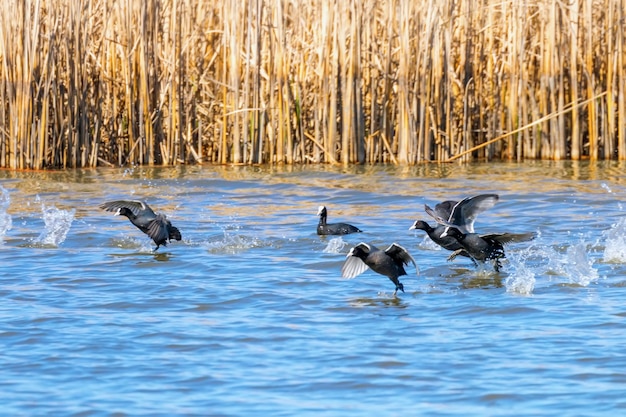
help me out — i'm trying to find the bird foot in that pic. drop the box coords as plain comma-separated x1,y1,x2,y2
447,250,464,262
493,259,502,272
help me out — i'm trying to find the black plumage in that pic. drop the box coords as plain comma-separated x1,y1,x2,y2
409,220,474,263
411,194,499,263
441,227,536,272
341,242,417,295
317,205,362,235
424,194,500,234
100,200,181,250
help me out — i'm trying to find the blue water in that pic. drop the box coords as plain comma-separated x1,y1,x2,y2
1,161,625,416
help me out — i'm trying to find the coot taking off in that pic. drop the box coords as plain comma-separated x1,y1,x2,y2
409,220,473,263
100,200,182,250
317,205,362,235
342,242,417,296
441,227,536,272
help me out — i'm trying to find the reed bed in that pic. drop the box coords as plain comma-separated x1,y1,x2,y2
0,0,624,169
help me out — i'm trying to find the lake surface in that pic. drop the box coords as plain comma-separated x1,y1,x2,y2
1,161,625,416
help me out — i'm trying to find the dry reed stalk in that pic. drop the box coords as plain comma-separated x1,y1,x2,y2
314,0,336,164
337,1,351,163
568,0,581,160
326,2,339,164
1,0,626,168
618,1,626,160
508,1,522,160
446,93,608,162
396,0,411,164
584,0,597,160
1,0,31,169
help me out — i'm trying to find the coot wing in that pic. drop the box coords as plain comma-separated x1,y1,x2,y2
100,200,156,218
448,194,499,233
486,231,537,245
341,255,370,279
432,200,458,220
384,243,418,274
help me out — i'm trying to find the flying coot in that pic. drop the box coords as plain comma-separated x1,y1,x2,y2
409,220,474,263
441,227,536,272
341,242,417,296
100,200,182,251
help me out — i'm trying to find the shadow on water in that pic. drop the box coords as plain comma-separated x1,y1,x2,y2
109,251,173,262
447,267,505,289
461,274,504,289
423,264,505,290
348,295,409,310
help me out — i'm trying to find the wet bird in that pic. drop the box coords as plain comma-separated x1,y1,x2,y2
100,200,182,251
341,242,417,295
440,227,536,272
317,205,362,235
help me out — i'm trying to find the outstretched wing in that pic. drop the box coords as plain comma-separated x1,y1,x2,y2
424,204,455,228
448,194,499,233
485,231,537,245
424,204,454,227
341,255,370,279
432,200,458,220
100,200,155,217
426,194,499,234
385,243,419,275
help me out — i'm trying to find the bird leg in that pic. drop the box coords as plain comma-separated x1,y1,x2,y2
392,282,405,297
493,259,502,272
446,249,464,262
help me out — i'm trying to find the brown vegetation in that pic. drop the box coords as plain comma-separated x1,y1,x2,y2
1,0,624,169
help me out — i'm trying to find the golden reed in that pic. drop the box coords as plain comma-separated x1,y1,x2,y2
1,0,624,168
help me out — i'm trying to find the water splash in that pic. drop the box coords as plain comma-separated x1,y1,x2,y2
417,234,441,251
0,185,12,242
601,183,624,211
33,203,75,247
504,238,599,290
563,242,599,286
323,237,348,254
204,229,267,254
603,218,626,262
505,251,536,295
111,235,153,252
600,183,613,193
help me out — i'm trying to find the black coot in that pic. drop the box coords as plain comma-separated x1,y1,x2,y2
341,242,417,295
441,227,536,272
409,220,473,263
317,205,362,235
100,200,181,250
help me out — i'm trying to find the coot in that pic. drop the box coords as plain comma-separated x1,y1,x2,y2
100,200,182,251
342,242,417,295
317,205,362,235
409,220,473,263
441,227,536,272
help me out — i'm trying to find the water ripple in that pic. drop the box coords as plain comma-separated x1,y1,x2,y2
0,162,625,415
